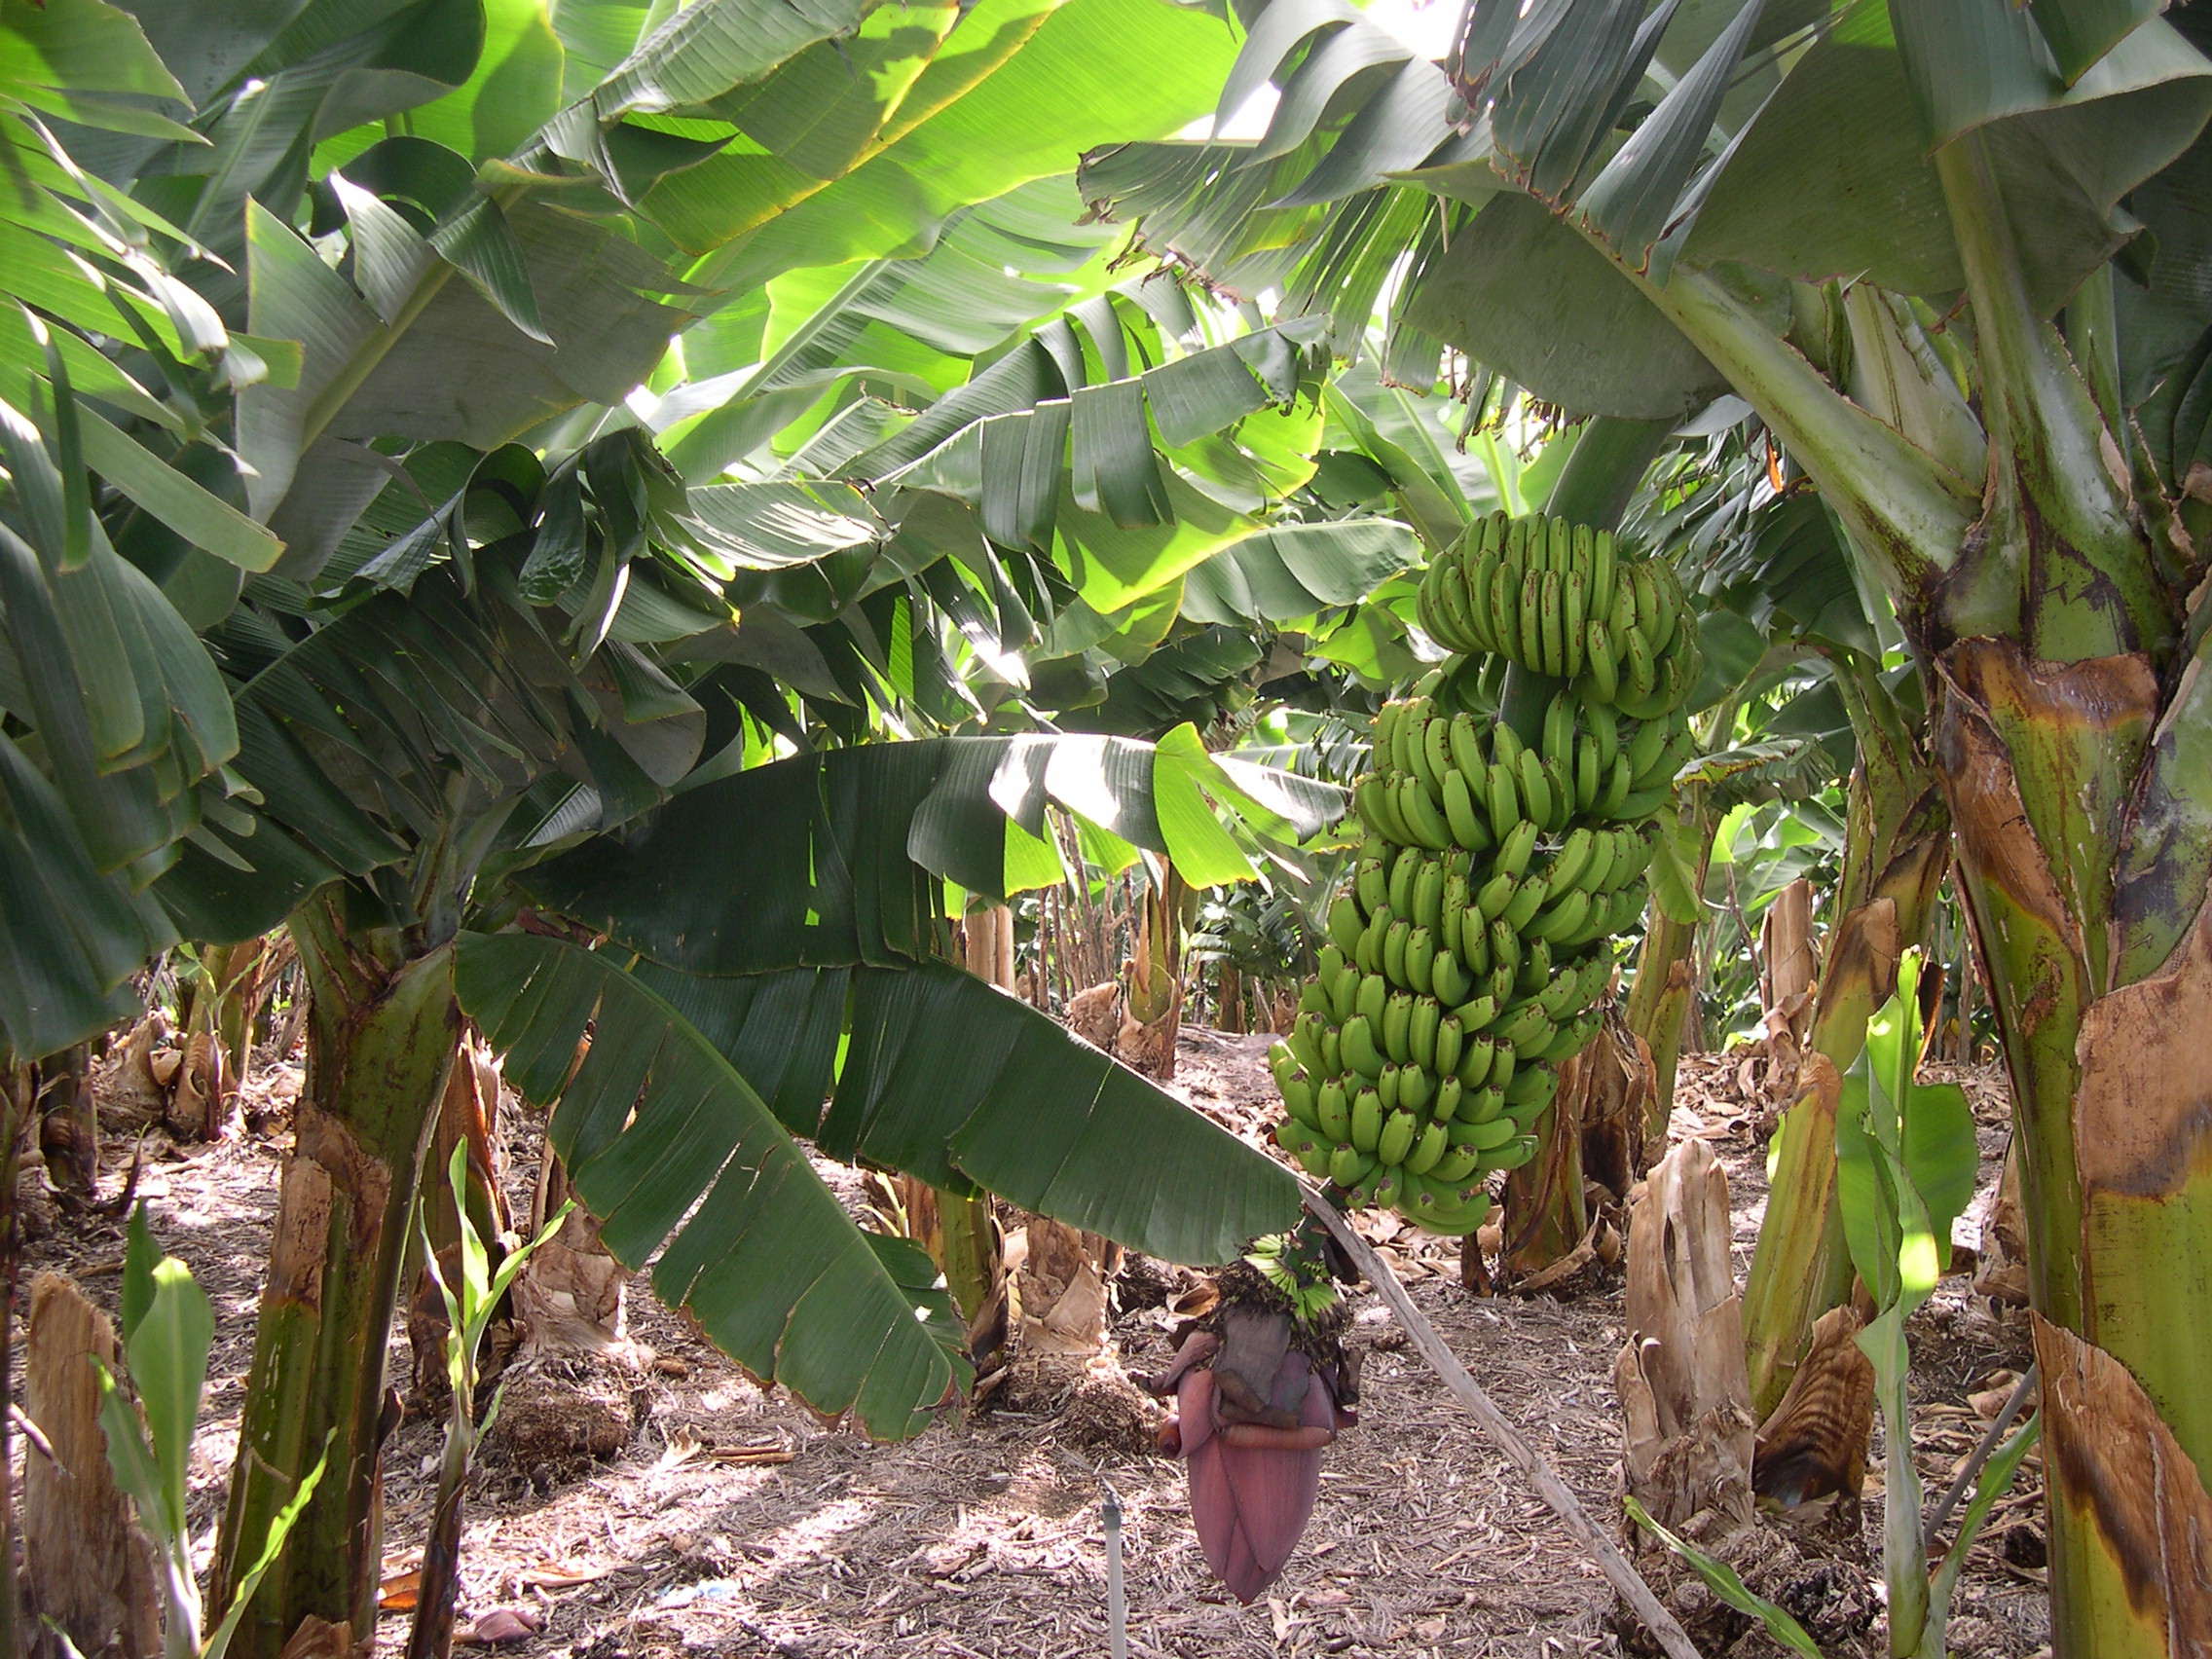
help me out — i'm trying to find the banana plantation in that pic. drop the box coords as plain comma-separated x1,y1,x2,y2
1,0,2206,1653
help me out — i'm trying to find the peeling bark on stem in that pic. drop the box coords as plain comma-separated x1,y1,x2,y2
212,901,461,1659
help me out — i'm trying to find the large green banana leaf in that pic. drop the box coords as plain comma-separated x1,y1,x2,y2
1083,0,2212,419
453,931,971,1441
520,731,1346,967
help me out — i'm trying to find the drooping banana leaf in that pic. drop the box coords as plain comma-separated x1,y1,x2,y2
519,730,1346,972
453,931,970,1441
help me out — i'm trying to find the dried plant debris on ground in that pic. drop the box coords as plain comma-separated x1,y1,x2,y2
21,1031,2046,1659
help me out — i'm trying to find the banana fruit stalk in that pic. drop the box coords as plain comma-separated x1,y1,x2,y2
1274,510,1702,1236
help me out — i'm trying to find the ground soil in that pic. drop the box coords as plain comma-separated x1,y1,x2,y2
16,1025,2046,1659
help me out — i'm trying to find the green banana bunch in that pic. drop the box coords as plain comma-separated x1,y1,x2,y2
1421,510,1705,721
1273,512,1703,1238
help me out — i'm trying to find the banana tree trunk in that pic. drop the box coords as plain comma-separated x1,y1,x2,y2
1626,806,1713,1154
1499,1045,1590,1277
212,899,461,1659
0,1058,31,1659
1740,657,1950,1417
1939,638,2212,1656
37,1043,98,1198
1583,104,2212,1656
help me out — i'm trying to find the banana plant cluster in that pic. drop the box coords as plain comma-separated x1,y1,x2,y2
1267,510,1698,1234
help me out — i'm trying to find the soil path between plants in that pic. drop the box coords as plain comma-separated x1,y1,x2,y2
21,1030,2045,1659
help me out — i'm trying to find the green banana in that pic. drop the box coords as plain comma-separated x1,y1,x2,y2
1548,827,1595,894
1329,1143,1377,1188
1493,719,1524,773
1613,830,1654,888
1330,963,1359,1022
1519,568,1544,665
1329,894,1364,952
1537,1016,1592,1062
1461,908,1491,973
1382,991,1414,1064
1476,869,1517,921
1453,990,1497,1033
1597,753,1632,817
1579,829,1618,896
1622,622,1656,698
1410,995,1441,1071
1281,1075,1319,1128
1421,717,1455,794
1529,887,1591,943
1485,761,1520,844
1457,1031,1495,1088
1622,715,1667,778
1494,818,1540,879
1405,1187,1492,1237
1399,775,1453,851
1458,1084,1503,1124
1342,1014,1384,1080
1536,968,1583,1020
1387,846,1420,915
1434,1016,1463,1083
1587,703,1618,774
1405,1120,1449,1175
1490,916,1522,971
1500,873,1549,932
1592,530,1616,620
1350,1085,1382,1153
1465,551,1501,651
1449,1114,1517,1151
1542,756,1574,832
1575,732,1600,812
1315,1078,1351,1141
1372,1166,1404,1212
1288,1016,1323,1075
1517,935,1551,993
1536,570,1562,675
1564,567,1586,680
1541,691,1569,772
1321,1023,1342,1076
1427,1145,1485,1184
1356,777,1410,844
1584,618,1620,703
1356,971,1387,1025
1432,1070,1463,1124
1296,980,1328,1018
1407,717,1444,798
1610,884,1648,935
1497,1002,1553,1052
1378,1063,1401,1112
1448,712,1486,781
1405,924,1435,994
1505,1064,1559,1108
1383,918,1411,987
1479,1136,1539,1172
1429,947,1471,1007
1486,553,1519,649
1413,859,1445,931
1399,1063,1435,1116
1441,767,1488,850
